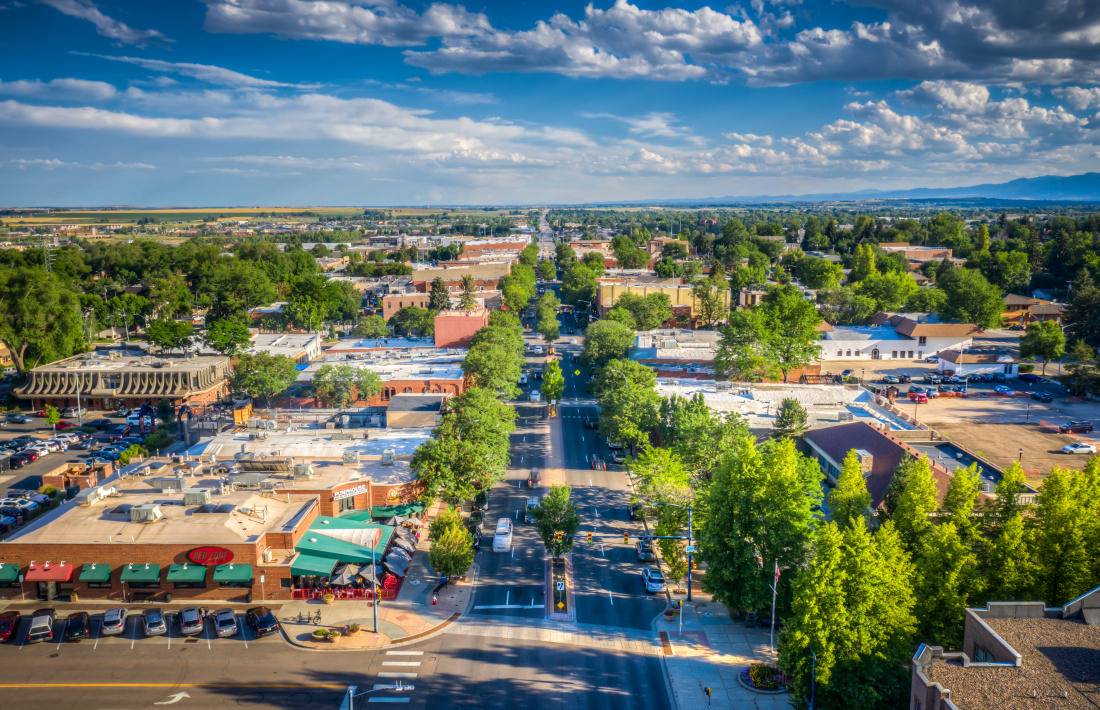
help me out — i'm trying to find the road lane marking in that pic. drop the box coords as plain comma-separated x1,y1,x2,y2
377,673,418,679
381,662,421,667
372,684,415,691
0,683,350,689
472,603,543,610
368,699,411,704
385,651,423,656
608,590,614,606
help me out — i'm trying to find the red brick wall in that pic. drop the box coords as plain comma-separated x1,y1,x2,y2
434,311,489,348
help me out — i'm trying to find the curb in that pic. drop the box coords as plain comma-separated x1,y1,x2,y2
279,611,463,652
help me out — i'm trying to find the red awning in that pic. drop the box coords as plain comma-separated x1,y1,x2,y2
24,562,74,583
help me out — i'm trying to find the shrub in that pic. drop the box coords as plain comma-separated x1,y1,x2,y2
312,629,328,639
347,623,360,634
38,485,59,498
747,663,786,691
1019,363,1035,374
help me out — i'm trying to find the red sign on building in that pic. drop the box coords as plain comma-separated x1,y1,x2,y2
186,546,234,566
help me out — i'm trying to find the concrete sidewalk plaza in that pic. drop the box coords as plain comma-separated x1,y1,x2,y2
657,595,791,710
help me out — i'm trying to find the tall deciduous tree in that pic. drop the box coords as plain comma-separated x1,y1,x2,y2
886,456,939,552
715,285,821,382
231,352,299,409
428,277,451,312
1031,467,1093,604
146,318,194,353
541,359,565,403
0,266,86,371
830,450,872,527
583,319,634,366
534,485,580,558
1019,321,1066,374
692,272,729,328
940,463,981,543
913,523,979,648
937,268,1003,328
429,521,474,580
1065,269,1100,347
592,359,660,450
204,318,252,356
353,314,388,339
312,363,382,409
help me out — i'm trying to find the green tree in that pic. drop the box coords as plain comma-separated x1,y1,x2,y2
1020,320,1066,375
937,268,1003,328
204,318,252,356
886,456,938,551
538,259,556,281
905,287,947,314
0,266,85,372
147,271,193,320
830,450,872,527
692,273,729,327
312,363,382,409
536,291,561,343
611,293,673,331
715,285,821,382
983,511,1035,601
849,243,877,282
657,394,748,479
611,235,650,269
700,436,822,615
772,398,808,439
352,314,388,339
429,522,474,580
561,262,597,310
541,359,565,403
940,463,981,543
583,319,634,366
146,318,194,353
231,352,299,408
389,306,434,337
117,444,148,466
1065,270,1100,347
429,505,466,542
1063,339,1099,397
458,274,478,312
534,485,580,558
593,359,660,449
1031,467,1093,604
428,277,451,312
44,404,60,434
464,327,523,400
629,446,693,581
856,271,918,312
913,523,979,648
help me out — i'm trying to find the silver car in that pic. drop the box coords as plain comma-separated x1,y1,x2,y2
641,567,667,594
100,607,127,636
213,609,238,638
142,608,167,637
178,607,205,636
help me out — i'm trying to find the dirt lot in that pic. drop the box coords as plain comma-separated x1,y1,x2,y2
910,394,1099,483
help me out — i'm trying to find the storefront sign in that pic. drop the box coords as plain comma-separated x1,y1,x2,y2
186,546,234,566
333,485,368,501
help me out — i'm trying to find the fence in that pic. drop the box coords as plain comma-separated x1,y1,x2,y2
291,585,397,601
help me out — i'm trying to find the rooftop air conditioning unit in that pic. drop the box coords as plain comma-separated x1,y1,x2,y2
130,503,163,523
293,463,315,479
381,447,396,465
183,488,212,506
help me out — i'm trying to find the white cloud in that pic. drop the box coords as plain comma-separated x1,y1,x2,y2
583,111,699,142
40,0,167,45
203,0,489,47
3,157,155,169
82,54,319,89
1053,86,1100,110
0,77,117,101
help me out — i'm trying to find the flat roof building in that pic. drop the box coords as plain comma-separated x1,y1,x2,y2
17,349,231,412
246,332,323,363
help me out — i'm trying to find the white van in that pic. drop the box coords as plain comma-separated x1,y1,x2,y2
492,517,513,552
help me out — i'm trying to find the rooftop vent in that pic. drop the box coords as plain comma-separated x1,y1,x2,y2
183,488,213,506
129,503,163,523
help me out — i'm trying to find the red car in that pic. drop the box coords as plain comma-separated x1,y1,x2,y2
908,392,929,403
0,611,20,642
55,421,77,430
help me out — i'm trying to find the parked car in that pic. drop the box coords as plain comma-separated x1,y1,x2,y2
113,408,131,418
641,567,667,594
908,392,929,404
0,611,20,642
635,540,656,562
24,608,55,644
881,375,900,384
924,355,940,363
1030,392,1054,403
610,449,627,464
100,608,127,636
59,407,84,418
9,452,35,469
141,608,168,637
1061,442,1097,455
87,418,114,429
524,497,540,524
245,607,280,637
0,514,17,533
178,607,206,636
64,612,90,641
492,517,514,552
5,413,29,424
1059,420,1095,434
213,609,238,638
106,424,132,442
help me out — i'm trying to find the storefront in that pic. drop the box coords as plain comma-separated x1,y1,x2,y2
25,561,74,601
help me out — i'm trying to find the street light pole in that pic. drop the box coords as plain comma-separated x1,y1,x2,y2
686,504,694,602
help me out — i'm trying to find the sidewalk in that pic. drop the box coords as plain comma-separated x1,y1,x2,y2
655,592,790,710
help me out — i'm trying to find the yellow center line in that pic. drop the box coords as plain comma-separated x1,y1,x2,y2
0,682,348,689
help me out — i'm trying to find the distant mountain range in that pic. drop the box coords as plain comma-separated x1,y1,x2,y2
598,172,1100,206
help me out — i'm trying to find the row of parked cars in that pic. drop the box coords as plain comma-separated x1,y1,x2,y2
0,606,281,645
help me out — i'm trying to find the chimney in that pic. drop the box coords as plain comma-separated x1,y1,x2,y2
853,449,874,477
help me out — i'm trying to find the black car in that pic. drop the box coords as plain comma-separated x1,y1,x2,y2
106,424,131,442
87,418,114,429
9,452,34,469
63,612,90,641
583,416,598,430
1030,392,1054,403
1018,373,1041,384
245,606,280,637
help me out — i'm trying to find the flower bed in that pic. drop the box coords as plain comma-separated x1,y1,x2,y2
738,663,787,694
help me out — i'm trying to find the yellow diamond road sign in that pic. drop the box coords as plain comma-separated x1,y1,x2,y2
574,369,581,376
556,601,565,610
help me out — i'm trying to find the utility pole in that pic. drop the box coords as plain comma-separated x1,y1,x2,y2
769,560,780,655
686,503,694,602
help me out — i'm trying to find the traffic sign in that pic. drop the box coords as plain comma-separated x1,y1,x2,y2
555,580,565,592
574,369,581,376
556,601,565,610
684,545,697,554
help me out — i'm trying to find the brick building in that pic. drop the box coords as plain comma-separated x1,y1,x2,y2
434,308,489,348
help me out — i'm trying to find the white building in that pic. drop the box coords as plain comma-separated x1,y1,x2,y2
246,332,323,363
819,314,979,362
937,350,1019,377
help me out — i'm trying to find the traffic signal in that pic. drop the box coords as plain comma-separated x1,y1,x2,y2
623,532,629,544
586,531,593,543
554,531,564,542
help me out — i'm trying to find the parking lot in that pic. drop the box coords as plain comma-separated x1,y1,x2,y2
2,605,284,654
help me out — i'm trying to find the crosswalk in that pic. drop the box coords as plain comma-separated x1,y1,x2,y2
342,650,423,706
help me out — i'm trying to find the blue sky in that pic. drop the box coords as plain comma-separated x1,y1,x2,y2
1,0,1099,205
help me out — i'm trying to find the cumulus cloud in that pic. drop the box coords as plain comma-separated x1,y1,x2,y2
40,0,167,45
1054,86,1100,110
583,112,699,142
0,77,117,101
82,54,319,89
203,0,489,47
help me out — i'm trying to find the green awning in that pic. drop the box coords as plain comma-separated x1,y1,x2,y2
0,563,19,583
120,563,161,584
365,502,425,519
167,563,207,584
291,553,336,577
213,563,253,584
297,516,396,565
79,563,111,584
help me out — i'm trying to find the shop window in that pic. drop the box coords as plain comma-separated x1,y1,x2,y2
836,350,843,357
85,581,112,589
281,578,293,588
172,581,205,589
908,351,914,358
918,336,927,346
338,496,356,512
127,581,160,589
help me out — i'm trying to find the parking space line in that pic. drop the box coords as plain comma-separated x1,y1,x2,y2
385,651,423,656
381,662,421,667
